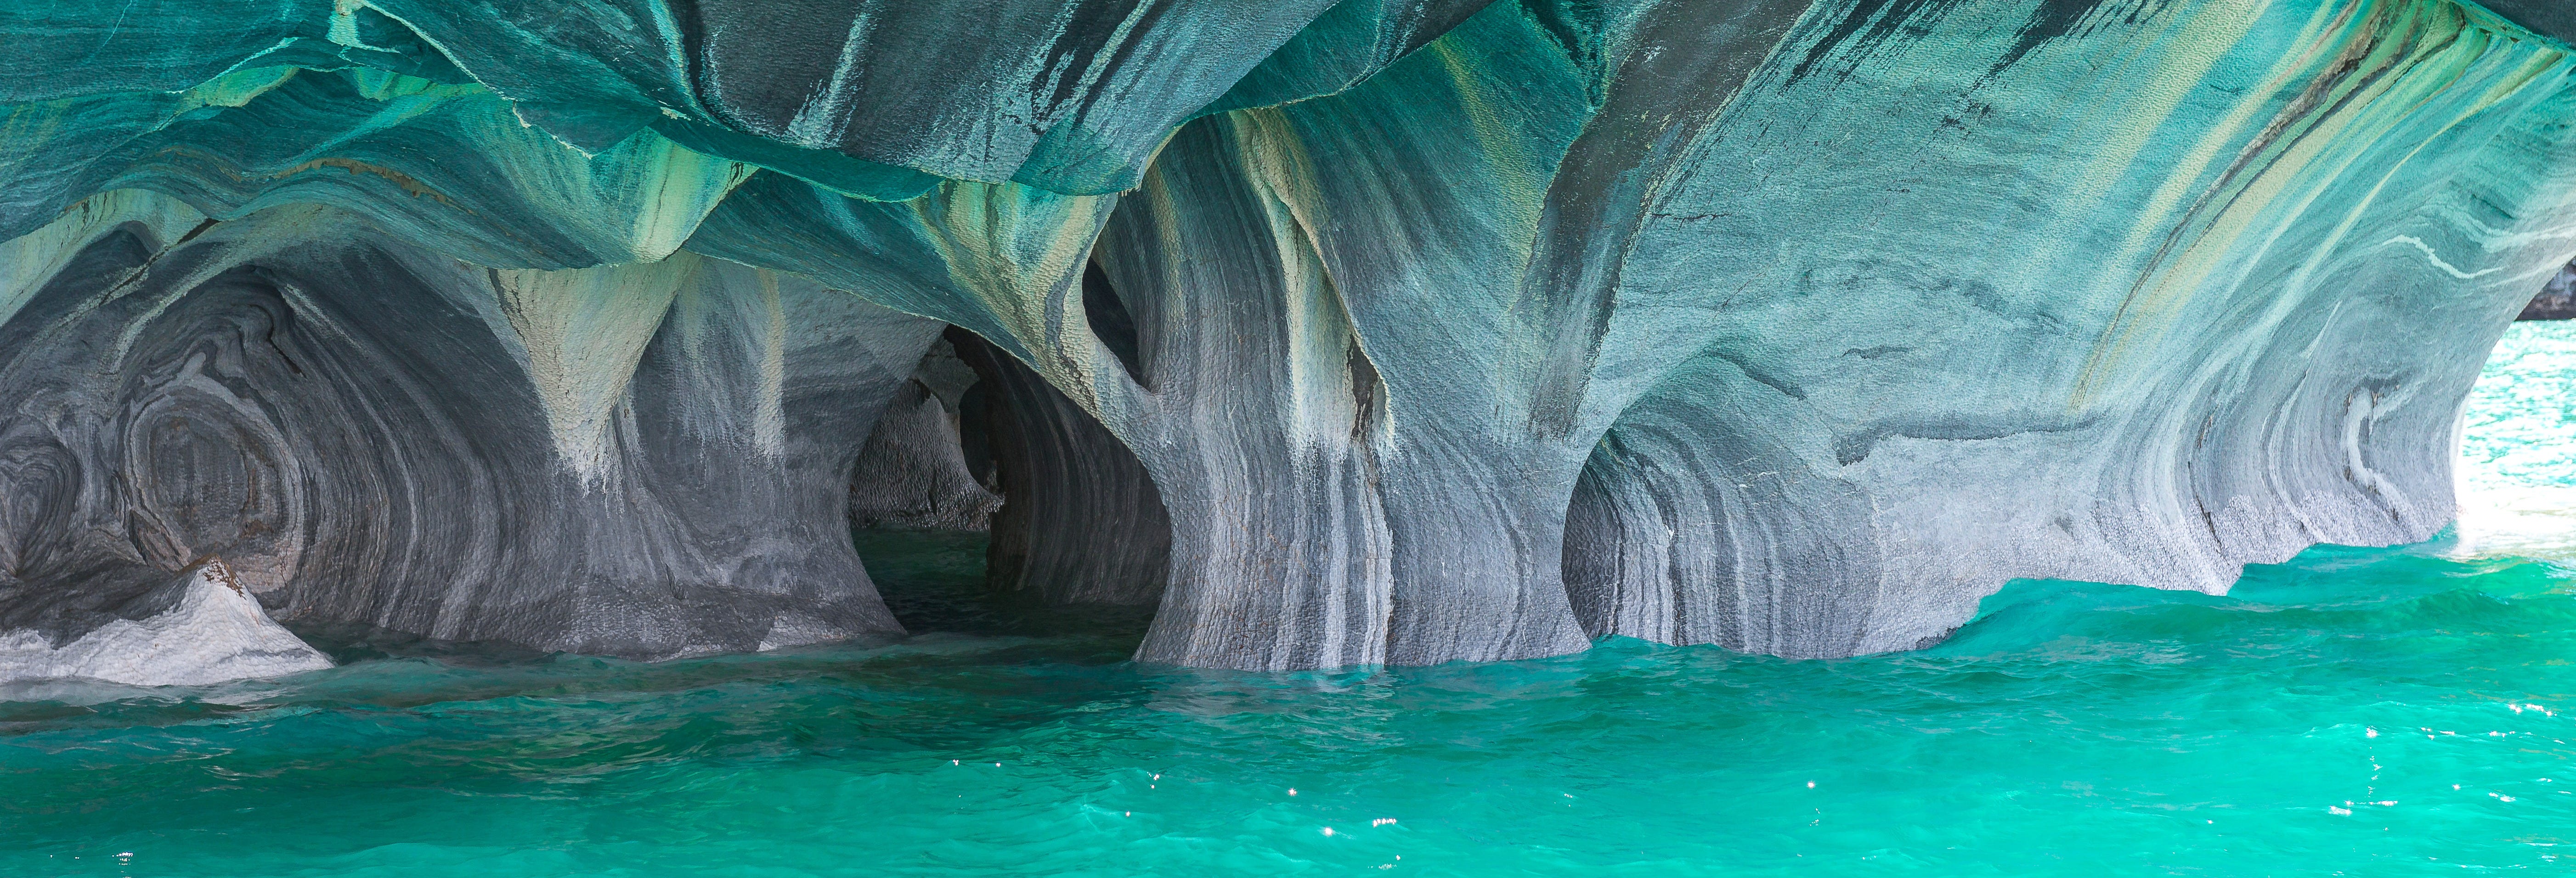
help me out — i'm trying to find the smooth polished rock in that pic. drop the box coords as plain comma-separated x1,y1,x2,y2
2480,0,2576,44
0,204,937,659
0,560,332,687
949,327,1171,609
3,0,2574,675
1,0,1495,195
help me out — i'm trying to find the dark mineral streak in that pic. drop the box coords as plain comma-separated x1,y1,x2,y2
0,209,935,665
4,0,2576,681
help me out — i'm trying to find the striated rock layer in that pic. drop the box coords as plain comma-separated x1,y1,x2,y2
0,194,935,668
3,0,2575,678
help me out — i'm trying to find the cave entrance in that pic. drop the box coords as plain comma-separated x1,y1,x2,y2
2453,259,2576,560
845,321,1171,645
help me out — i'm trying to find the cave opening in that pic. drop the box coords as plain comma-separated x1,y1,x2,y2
845,323,1171,647
1081,259,1150,388
2519,258,2576,321
2454,258,2576,560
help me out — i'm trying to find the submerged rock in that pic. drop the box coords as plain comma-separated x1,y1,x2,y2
4,0,2576,672
0,560,331,686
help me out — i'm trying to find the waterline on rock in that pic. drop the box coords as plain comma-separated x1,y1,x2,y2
4,256,2576,876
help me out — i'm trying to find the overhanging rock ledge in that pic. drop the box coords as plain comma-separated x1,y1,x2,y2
3,0,2574,678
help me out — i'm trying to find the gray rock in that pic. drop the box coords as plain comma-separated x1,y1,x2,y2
949,328,1170,609
846,343,1005,531
0,559,332,687
6,0,2576,677
0,206,936,661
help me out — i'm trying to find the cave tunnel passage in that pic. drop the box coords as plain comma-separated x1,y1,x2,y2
841,256,2576,660
845,317,1172,646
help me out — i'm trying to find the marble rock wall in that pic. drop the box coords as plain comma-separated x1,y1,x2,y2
4,0,2576,677
0,199,937,667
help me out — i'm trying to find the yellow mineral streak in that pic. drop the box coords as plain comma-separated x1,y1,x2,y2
491,253,698,479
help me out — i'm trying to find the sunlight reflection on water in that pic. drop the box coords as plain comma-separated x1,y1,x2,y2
2454,320,2576,559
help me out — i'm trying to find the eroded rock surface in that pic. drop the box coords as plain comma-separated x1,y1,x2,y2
848,339,1004,531
5,0,2576,675
0,200,933,663
0,560,331,686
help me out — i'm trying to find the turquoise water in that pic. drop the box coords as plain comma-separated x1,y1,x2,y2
2466,321,2576,491
2457,321,2576,560
6,329,2576,876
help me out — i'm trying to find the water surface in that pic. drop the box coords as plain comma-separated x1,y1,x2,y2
5,326,2575,876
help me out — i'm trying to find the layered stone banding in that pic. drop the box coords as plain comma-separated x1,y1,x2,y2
4,0,2574,679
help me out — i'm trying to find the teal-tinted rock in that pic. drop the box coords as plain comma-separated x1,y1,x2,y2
2,0,2573,674
2478,0,2576,43
2,1,1491,194
2,67,754,266
1570,0,2576,653
1197,0,1498,115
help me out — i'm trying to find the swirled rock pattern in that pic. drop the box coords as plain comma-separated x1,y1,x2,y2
3,0,2575,679
0,197,935,668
